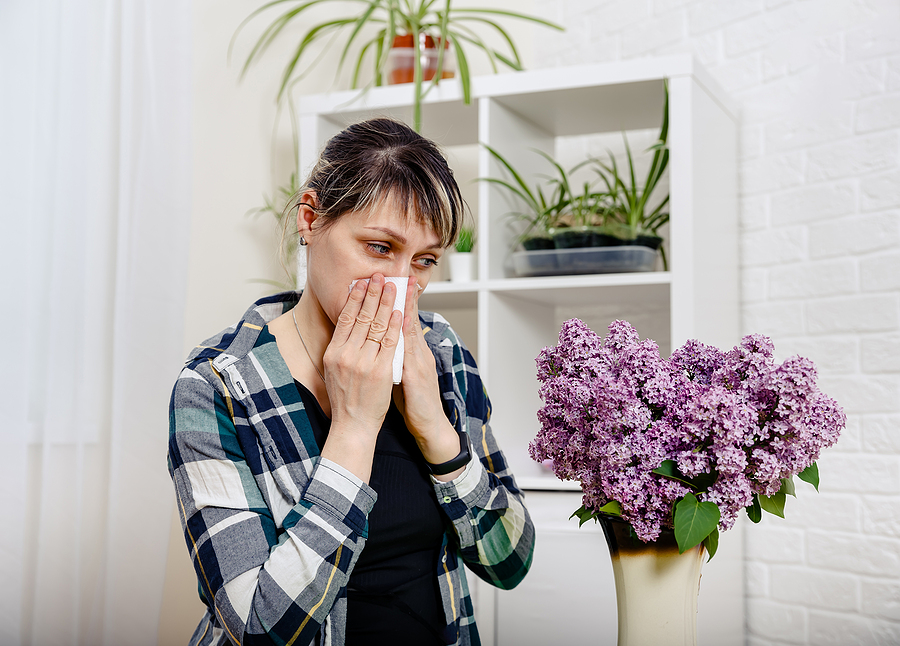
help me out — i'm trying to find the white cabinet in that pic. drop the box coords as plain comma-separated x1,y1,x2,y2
297,54,742,646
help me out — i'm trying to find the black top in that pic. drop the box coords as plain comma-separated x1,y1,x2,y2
294,380,450,646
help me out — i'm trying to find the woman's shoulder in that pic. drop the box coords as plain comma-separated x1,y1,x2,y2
419,310,466,352
183,292,299,370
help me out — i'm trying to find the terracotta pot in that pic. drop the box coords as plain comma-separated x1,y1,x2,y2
387,33,454,85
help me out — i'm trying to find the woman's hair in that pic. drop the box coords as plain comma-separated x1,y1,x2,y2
289,117,466,249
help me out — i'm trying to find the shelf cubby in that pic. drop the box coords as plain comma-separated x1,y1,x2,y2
296,54,742,646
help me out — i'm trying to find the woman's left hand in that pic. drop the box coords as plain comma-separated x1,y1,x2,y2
393,277,464,470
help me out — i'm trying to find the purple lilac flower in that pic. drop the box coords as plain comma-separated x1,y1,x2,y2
529,319,845,542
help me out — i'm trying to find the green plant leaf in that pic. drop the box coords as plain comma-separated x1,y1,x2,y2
336,3,380,75
598,500,622,516
477,177,535,208
451,32,472,104
278,19,356,101
673,493,721,554
702,527,719,562
352,32,382,88
652,459,692,485
758,492,786,518
454,226,476,252
745,495,762,523
569,501,621,527
652,459,716,492
779,476,797,498
450,7,565,31
480,144,539,210
569,505,593,527
453,16,522,68
448,26,499,73
798,462,820,492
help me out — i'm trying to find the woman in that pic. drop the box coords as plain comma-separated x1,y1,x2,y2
168,118,534,646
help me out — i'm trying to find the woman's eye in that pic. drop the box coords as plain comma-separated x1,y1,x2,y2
416,257,438,268
367,243,390,255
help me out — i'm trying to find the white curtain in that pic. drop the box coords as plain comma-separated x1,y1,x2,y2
0,1,192,643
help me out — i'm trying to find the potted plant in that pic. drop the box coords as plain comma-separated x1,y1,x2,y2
387,31,454,85
592,80,670,263
545,174,609,250
479,144,573,251
448,225,476,282
232,0,563,131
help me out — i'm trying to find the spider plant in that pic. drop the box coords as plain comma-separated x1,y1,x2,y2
592,80,670,252
479,144,569,250
231,0,563,131
480,144,611,250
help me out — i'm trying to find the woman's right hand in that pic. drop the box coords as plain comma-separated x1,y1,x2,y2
319,273,402,482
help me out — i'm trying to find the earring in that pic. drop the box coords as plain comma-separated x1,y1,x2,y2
298,236,307,246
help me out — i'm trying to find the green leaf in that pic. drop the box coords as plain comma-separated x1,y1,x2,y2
702,527,719,562
453,16,522,68
449,7,565,31
652,459,716,492
798,462,820,492
451,33,472,105
336,3,379,74
673,493,721,554
598,500,622,516
745,495,762,523
758,492,786,518
652,459,689,484
480,144,539,211
569,505,595,527
779,476,797,498
569,501,621,527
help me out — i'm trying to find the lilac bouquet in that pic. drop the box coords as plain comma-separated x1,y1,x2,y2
529,319,845,557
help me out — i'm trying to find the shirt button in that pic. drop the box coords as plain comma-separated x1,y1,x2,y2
443,496,453,504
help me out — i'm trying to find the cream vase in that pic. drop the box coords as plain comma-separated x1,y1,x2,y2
600,516,705,646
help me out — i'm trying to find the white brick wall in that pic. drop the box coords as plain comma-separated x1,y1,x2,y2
534,1,900,643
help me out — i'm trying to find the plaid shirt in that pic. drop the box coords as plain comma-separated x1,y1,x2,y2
168,292,534,646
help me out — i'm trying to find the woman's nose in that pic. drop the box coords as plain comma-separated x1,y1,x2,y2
386,259,411,277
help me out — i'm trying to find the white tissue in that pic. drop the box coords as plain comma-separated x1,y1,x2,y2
349,277,407,383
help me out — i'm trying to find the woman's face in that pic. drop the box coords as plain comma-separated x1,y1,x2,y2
302,194,446,325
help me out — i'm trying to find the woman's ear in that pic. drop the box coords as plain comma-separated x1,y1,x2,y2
296,191,318,241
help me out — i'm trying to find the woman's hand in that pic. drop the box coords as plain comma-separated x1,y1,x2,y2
394,278,466,478
320,274,402,483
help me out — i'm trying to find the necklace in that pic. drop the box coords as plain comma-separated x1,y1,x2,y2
291,307,326,384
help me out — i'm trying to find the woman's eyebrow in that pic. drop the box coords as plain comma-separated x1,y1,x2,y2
364,226,441,249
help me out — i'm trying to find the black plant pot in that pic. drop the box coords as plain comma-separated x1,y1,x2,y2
522,236,554,251
552,228,594,249
592,232,626,247
635,234,664,250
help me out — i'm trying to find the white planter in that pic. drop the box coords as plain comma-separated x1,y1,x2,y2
448,252,474,283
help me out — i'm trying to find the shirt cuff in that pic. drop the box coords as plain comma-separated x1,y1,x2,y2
432,444,488,504
302,456,377,536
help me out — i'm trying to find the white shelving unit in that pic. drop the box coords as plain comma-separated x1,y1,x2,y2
297,54,742,646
